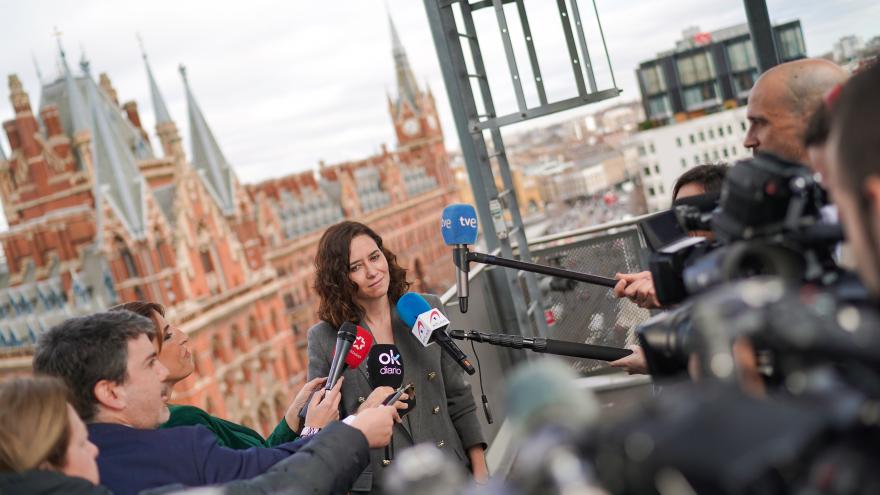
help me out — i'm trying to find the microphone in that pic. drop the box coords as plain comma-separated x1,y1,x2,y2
440,204,478,313
326,323,374,390
369,344,416,415
397,292,476,375
449,329,632,361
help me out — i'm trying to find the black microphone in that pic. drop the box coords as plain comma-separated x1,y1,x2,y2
326,323,357,390
449,329,633,361
397,293,476,375
368,344,415,416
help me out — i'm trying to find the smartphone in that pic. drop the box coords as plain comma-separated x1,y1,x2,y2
383,383,414,406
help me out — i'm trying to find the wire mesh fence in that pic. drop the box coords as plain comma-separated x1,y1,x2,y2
526,226,652,374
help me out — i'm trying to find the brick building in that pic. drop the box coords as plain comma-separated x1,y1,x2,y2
0,19,456,435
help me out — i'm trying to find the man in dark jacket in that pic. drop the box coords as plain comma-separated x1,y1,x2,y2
32,311,396,495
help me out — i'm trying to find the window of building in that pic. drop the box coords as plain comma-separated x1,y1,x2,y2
654,165,660,174
689,134,695,144
156,240,170,269
649,143,656,154
680,158,687,168
699,131,705,142
740,121,747,131
648,187,656,197
727,124,733,134
776,25,806,61
682,81,719,110
676,137,682,147
703,152,710,162
713,150,720,160
659,185,665,194
727,39,757,72
116,237,139,278
694,155,700,165
676,51,716,86
718,126,724,137
200,250,215,273
638,145,646,156
647,95,671,118
708,128,715,139
723,148,729,158
732,70,758,95
640,64,667,94
732,146,738,156
643,167,651,176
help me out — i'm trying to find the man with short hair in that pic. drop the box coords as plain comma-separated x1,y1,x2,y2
744,58,848,165
824,62,880,297
34,311,396,495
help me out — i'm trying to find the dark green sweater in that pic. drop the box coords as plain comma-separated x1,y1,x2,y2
160,404,299,449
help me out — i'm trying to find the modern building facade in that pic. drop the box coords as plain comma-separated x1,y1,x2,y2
636,21,806,124
0,18,456,435
631,106,748,212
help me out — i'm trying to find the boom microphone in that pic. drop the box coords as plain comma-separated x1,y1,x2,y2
449,329,632,361
441,204,478,313
397,292,476,375
326,323,373,390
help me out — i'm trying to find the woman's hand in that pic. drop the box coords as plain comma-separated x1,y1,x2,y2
468,445,489,483
303,377,343,429
356,386,409,413
284,377,327,431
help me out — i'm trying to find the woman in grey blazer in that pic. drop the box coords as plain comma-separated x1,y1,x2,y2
307,221,487,493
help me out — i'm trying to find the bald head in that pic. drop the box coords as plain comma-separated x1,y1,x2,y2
744,58,848,164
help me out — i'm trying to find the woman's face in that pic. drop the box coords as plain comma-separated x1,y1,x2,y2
60,404,100,485
152,310,195,384
348,234,390,303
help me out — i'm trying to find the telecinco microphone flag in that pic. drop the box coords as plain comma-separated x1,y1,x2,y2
397,292,476,375
326,323,373,390
441,204,478,313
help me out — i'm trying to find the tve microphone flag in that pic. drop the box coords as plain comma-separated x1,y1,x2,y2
441,204,478,313
397,292,476,375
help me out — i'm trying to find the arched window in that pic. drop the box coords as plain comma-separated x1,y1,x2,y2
156,238,170,269
247,316,261,343
211,334,226,363
230,324,246,351
116,236,139,278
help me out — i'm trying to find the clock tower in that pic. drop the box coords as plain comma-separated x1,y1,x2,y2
386,15,452,187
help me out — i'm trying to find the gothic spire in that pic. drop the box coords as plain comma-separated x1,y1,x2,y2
81,55,147,239
179,64,236,215
138,35,173,125
388,13,421,114
58,40,90,135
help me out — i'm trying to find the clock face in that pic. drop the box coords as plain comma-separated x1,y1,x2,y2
427,115,438,130
402,118,419,136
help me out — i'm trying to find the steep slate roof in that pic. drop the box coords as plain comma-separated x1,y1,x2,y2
180,66,237,216
140,44,173,125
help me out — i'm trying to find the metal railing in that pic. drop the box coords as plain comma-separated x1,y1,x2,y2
439,215,655,470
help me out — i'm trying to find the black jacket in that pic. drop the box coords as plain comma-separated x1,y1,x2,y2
0,470,111,495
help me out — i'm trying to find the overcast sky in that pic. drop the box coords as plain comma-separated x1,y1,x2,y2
1,0,878,231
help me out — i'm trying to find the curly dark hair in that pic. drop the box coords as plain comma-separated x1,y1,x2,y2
314,221,410,328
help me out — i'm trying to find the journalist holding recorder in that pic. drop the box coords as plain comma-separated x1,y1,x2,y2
307,221,488,494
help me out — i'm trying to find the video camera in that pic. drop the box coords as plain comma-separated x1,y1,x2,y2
642,153,841,307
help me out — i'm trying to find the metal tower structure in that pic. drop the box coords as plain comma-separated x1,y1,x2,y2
424,0,621,339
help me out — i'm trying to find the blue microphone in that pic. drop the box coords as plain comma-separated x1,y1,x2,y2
440,204,478,313
397,293,475,375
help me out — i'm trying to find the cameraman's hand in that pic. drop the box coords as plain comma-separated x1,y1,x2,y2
609,345,649,375
350,405,400,448
614,272,661,309
303,377,342,429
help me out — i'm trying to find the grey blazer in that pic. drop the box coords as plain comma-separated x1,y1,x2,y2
306,294,486,493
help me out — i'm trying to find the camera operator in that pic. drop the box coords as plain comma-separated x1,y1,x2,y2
743,58,848,167
611,164,727,374
824,62,880,298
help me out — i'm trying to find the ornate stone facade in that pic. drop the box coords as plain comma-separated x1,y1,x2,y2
0,22,455,435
